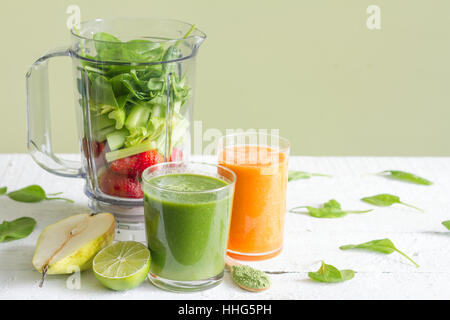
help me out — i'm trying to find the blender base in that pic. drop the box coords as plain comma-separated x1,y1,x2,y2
88,198,145,229
89,198,147,242
114,225,146,243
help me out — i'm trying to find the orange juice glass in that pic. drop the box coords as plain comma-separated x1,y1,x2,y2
218,132,289,260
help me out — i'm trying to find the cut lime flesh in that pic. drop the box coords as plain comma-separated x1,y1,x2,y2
93,241,151,291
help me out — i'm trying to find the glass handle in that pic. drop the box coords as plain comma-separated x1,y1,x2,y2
26,47,83,178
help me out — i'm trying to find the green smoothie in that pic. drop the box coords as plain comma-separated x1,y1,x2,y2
143,173,233,281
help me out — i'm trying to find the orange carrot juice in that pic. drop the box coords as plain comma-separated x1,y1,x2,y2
218,144,288,260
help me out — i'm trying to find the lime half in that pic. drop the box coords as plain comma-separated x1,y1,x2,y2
93,241,151,291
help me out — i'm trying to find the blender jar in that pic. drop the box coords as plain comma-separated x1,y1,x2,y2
26,18,206,226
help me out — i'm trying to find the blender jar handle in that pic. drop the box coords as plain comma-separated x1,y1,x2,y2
26,47,83,178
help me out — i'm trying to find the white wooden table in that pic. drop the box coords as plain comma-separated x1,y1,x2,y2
1,154,449,300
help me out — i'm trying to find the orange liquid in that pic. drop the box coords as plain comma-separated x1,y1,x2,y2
218,145,288,260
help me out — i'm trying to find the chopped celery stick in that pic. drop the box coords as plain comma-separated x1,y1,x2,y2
95,125,116,142
108,108,126,129
105,140,155,163
106,128,128,151
125,104,151,131
96,114,116,130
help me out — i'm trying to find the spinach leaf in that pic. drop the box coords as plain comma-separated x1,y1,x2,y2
290,199,372,218
0,187,6,195
308,261,355,283
361,193,423,212
110,73,151,101
0,217,36,242
340,238,419,267
442,221,450,230
89,75,119,109
7,185,73,203
93,34,165,63
124,40,163,62
377,170,432,185
147,78,165,91
93,32,123,61
288,170,331,182
162,24,196,74
93,32,121,44
162,45,181,74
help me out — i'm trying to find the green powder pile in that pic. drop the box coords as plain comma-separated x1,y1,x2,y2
230,265,271,290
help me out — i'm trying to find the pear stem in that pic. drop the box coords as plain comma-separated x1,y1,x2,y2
39,266,48,288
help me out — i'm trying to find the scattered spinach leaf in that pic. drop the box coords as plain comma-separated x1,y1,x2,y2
442,221,450,230
340,238,419,267
361,193,423,212
0,217,36,242
288,170,331,182
377,170,432,185
308,261,355,283
0,187,7,195
7,185,73,203
290,199,372,218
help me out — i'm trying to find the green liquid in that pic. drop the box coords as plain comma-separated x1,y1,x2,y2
144,173,233,281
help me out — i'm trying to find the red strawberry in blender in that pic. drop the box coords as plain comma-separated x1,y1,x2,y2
82,138,106,159
170,147,183,162
96,141,106,158
99,169,143,198
110,150,162,178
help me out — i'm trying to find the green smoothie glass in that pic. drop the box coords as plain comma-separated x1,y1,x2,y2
142,162,236,292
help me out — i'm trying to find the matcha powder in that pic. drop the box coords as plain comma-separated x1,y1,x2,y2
230,265,271,290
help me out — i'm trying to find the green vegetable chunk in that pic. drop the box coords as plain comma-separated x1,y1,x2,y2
361,193,423,212
105,140,154,162
308,261,354,283
339,238,419,267
290,199,372,218
442,220,450,230
0,217,36,242
377,170,432,185
230,265,271,290
108,108,126,130
288,170,331,182
0,187,7,195
106,128,129,151
125,104,151,131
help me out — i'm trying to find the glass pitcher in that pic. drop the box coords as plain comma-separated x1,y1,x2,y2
26,18,206,226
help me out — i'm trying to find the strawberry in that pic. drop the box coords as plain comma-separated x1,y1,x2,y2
82,138,106,159
109,149,162,177
96,141,106,158
170,147,183,162
99,169,143,198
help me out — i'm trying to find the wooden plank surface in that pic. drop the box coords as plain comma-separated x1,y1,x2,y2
1,154,449,299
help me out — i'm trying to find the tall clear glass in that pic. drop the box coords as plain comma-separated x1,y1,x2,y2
142,162,235,292
218,132,290,260
26,18,206,227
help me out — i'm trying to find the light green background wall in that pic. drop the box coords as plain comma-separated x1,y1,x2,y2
1,0,449,155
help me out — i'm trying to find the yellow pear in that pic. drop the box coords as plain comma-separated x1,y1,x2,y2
32,213,116,275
